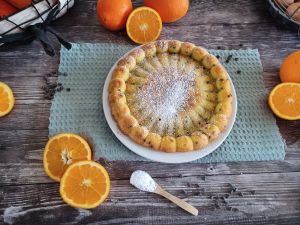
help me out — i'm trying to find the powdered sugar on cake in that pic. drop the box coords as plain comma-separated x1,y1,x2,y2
133,66,196,135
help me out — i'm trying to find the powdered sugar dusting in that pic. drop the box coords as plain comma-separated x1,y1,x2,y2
133,66,196,135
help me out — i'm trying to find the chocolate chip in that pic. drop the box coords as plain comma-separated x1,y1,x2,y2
56,86,64,92
193,191,200,196
225,54,233,63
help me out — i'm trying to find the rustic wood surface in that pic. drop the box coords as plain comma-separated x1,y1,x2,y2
0,0,300,224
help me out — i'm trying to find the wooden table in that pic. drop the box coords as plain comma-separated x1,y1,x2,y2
1,0,300,224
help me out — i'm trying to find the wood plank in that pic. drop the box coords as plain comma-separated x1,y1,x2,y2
0,77,54,104
0,104,49,130
52,0,274,28
1,159,300,185
1,172,300,224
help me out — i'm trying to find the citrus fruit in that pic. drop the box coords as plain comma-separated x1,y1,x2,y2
280,50,300,83
0,81,15,117
144,0,189,23
43,133,92,182
97,0,133,31
268,82,300,120
126,7,162,44
5,0,31,9
0,0,17,18
60,161,110,209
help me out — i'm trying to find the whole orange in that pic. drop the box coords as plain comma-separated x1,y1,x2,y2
144,0,189,23
5,0,31,9
97,0,133,31
280,50,300,83
0,0,17,17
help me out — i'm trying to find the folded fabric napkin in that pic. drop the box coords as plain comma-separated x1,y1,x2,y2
49,43,286,163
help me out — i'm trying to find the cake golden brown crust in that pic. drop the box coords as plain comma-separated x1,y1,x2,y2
129,126,149,144
109,40,233,153
160,136,177,152
143,133,162,150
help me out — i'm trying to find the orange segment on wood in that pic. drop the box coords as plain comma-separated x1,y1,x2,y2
126,6,162,44
0,82,15,117
43,133,92,182
60,161,110,209
268,83,300,120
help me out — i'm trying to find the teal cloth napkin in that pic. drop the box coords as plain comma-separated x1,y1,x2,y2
49,43,286,163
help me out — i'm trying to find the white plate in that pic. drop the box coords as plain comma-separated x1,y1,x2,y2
103,47,237,163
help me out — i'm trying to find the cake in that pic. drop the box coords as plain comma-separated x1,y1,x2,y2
108,40,233,152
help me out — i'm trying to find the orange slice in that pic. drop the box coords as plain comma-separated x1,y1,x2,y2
126,6,162,44
43,133,92,182
60,161,110,209
0,82,14,117
268,82,300,120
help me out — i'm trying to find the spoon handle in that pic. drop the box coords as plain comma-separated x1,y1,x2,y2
155,185,198,216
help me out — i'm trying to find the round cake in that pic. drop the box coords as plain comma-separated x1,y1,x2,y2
108,40,233,153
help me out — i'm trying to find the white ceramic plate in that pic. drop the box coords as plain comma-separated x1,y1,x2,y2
103,47,237,163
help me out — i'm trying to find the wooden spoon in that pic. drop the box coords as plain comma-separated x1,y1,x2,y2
130,170,198,216
154,183,198,216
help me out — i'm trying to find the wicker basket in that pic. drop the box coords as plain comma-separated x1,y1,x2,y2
0,0,74,36
267,0,300,33
0,0,74,55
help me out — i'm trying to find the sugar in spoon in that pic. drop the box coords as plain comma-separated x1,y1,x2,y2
130,170,198,216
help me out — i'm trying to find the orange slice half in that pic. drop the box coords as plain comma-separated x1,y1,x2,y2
43,133,92,182
60,161,110,209
126,6,162,44
0,82,14,117
268,82,300,120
